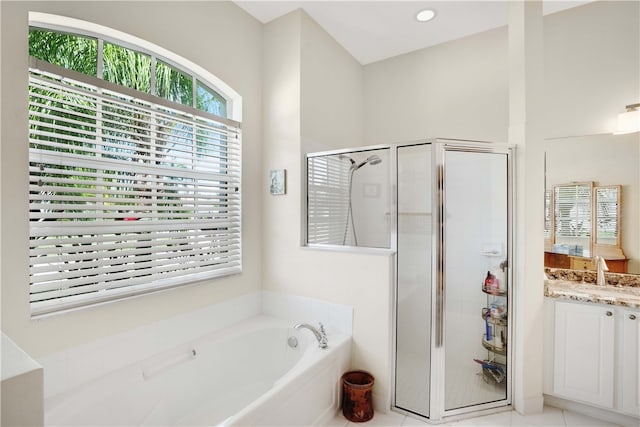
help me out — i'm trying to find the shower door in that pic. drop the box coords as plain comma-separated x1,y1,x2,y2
394,140,512,421
395,144,433,417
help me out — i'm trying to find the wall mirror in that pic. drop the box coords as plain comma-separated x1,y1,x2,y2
544,133,639,274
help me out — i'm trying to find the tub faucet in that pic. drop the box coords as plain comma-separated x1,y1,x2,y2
294,322,328,349
593,256,609,286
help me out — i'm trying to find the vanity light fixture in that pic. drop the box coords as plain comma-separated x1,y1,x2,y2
416,8,436,22
614,103,640,135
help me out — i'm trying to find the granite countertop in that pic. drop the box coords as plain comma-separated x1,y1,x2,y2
544,268,640,309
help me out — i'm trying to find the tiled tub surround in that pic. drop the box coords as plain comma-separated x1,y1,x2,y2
38,292,353,426
544,268,640,308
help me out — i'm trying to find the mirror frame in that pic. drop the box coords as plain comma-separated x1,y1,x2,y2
545,181,626,261
593,184,625,260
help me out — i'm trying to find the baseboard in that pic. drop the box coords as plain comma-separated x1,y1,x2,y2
544,394,640,427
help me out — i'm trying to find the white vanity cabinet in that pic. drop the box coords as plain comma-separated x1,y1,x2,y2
551,299,640,418
621,308,640,416
553,300,615,408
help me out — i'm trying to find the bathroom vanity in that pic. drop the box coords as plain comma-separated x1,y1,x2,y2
543,269,640,423
544,252,629,273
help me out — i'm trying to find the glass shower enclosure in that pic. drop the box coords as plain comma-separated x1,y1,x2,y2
395,141,512,421
305,139,513,422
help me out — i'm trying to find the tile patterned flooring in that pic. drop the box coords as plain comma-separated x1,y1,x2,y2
328,406,621,427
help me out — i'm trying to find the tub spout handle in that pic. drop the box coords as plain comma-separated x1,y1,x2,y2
294,322,328,349
319,323,328,349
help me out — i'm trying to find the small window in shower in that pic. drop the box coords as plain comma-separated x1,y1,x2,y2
306,148,390,248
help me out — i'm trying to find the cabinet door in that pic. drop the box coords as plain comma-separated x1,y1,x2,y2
621,308,640,417
553,301,615,408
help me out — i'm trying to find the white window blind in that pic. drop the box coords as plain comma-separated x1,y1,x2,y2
307,156,350,245
28,63,241,316
554,183,591,239
544,189,552,240
595,186,619,244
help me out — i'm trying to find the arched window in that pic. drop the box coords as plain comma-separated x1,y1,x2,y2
27,13,242,316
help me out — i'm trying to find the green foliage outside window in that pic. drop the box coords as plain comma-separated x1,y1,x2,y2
156,60,192,106
197,81,226,117
29,29,98,76
103,42,151,94
29,27,227,116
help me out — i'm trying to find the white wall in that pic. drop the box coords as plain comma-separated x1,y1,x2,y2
0,1,263,357
363,0,638,415
262,10,395,411
300,12,364,154
544,1,639,138
364,26,509,145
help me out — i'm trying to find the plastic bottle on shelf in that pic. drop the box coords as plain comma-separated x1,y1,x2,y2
484,313,492,343
484,271,498,293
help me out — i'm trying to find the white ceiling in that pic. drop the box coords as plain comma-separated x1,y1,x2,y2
234,0,593,64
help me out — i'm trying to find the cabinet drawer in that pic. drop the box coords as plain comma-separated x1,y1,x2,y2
569,257,595,271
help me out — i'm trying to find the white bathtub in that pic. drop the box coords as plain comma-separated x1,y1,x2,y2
44,316,351,426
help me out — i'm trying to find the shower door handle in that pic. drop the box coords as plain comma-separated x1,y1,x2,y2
435,278,444,347
435,163,445,348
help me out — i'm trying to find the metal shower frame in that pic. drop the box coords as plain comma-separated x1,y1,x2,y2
303,138,515,422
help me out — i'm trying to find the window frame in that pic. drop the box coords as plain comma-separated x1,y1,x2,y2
29,12,242,120
27,13,243,317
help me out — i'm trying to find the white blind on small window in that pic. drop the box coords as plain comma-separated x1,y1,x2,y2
544,189,552,239
28,65,241,316
554,184,591,238
595,186,619,242
307,156,349,245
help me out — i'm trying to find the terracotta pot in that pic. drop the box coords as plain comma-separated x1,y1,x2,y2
341,370,374,422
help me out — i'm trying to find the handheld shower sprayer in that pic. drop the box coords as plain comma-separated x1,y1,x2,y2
346,154,382,171
355,154,382,169
339,153,383,246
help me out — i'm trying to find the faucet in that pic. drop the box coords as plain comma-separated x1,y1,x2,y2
294,322,328,349
593,256,609,286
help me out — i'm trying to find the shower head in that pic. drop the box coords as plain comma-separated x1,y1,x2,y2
338,154,356,166
354,154,383,170
366,155,382,166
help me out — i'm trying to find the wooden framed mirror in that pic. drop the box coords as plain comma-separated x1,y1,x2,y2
544,182,628,273
593,185,624,259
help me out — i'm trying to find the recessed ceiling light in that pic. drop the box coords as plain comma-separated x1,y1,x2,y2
416,9,436,23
